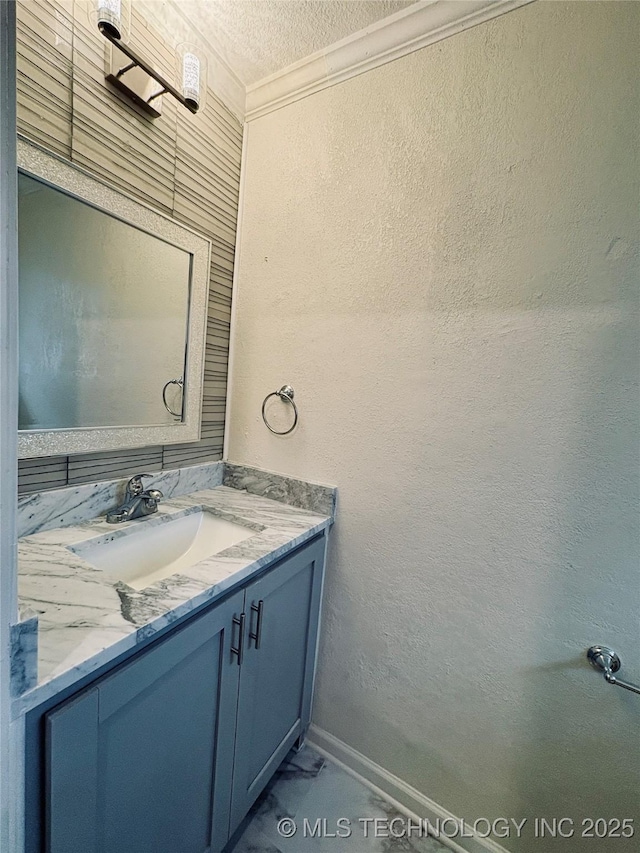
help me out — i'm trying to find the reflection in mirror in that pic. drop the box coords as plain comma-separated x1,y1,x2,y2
17,137,210,459
18,174,191,430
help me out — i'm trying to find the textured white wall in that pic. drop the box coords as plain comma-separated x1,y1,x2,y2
227,2,640,849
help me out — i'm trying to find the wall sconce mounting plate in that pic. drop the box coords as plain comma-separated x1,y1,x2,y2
106,45,164,118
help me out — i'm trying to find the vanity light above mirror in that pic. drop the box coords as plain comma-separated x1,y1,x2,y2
89,0,207,119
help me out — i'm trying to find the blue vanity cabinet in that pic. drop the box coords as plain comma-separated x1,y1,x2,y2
45,589,244,853
229,536,326,832
40,534,328,853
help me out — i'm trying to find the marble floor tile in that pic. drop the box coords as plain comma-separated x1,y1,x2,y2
231,823,284,853
280,747,326,777
235,747,328,843
230,747,450,853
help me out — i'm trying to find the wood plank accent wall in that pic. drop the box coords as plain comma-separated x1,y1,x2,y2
15,0,242,494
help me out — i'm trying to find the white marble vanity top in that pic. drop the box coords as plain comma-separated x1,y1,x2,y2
15,483,332,714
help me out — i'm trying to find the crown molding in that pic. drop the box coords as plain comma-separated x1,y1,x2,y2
245,0,535,122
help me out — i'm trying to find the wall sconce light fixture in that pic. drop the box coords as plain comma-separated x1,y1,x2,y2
94,0,130,41
91,0,206,118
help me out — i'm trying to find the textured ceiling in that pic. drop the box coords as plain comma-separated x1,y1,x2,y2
171,1,415,86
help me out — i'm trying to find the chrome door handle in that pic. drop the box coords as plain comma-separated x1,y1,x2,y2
587,646,640,696
249,600,264,649
231,613,245,666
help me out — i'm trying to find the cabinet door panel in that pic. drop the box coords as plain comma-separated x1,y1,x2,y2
46,591,244,853
97,639,221,853
46,689,99,853
230,537,325,830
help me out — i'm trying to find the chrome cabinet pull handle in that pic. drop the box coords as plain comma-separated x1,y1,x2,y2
587,646,640,696
249,600,264,649
231,613,245,666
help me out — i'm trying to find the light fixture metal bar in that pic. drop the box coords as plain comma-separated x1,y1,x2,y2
115,60,136,79
99,23,198,114
146,88,167,105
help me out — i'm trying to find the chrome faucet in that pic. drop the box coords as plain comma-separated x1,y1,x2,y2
106,474,163,524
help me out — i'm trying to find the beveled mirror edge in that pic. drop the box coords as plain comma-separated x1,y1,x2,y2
17,135,211,459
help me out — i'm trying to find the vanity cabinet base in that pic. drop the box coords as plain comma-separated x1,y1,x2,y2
33,535,327,853
230,536,324,833
46,589,243,853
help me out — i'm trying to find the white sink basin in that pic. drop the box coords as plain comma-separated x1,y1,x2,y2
72,510,257,591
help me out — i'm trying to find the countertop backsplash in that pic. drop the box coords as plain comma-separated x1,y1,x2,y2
17,461,337,539
223,463,336,517
17,461,225,538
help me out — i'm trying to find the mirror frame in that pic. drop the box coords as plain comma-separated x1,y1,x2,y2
17,136,211,459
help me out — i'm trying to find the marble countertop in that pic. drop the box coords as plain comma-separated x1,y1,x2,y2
15,484,331,714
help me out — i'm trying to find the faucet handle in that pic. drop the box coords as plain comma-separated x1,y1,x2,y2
126,473,153,497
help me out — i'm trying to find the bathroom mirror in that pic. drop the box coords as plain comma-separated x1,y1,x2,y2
17,137,210,459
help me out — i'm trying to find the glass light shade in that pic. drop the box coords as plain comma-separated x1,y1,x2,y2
176,43,207,113
90,0,131,42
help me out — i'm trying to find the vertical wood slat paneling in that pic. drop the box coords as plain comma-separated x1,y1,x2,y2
17,457,67,495
161,89,242,468
173,97,242,247
16,0,73,156
67,447,164,485
161,436,223,469
16,0,242,494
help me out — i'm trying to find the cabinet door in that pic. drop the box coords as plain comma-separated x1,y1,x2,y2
230,537,326,830
45,590,244,853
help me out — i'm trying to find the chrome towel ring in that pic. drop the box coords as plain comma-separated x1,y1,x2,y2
162,378,184,418
262,385,298,435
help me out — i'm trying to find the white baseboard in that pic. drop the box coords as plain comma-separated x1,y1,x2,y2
307,724,511,853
